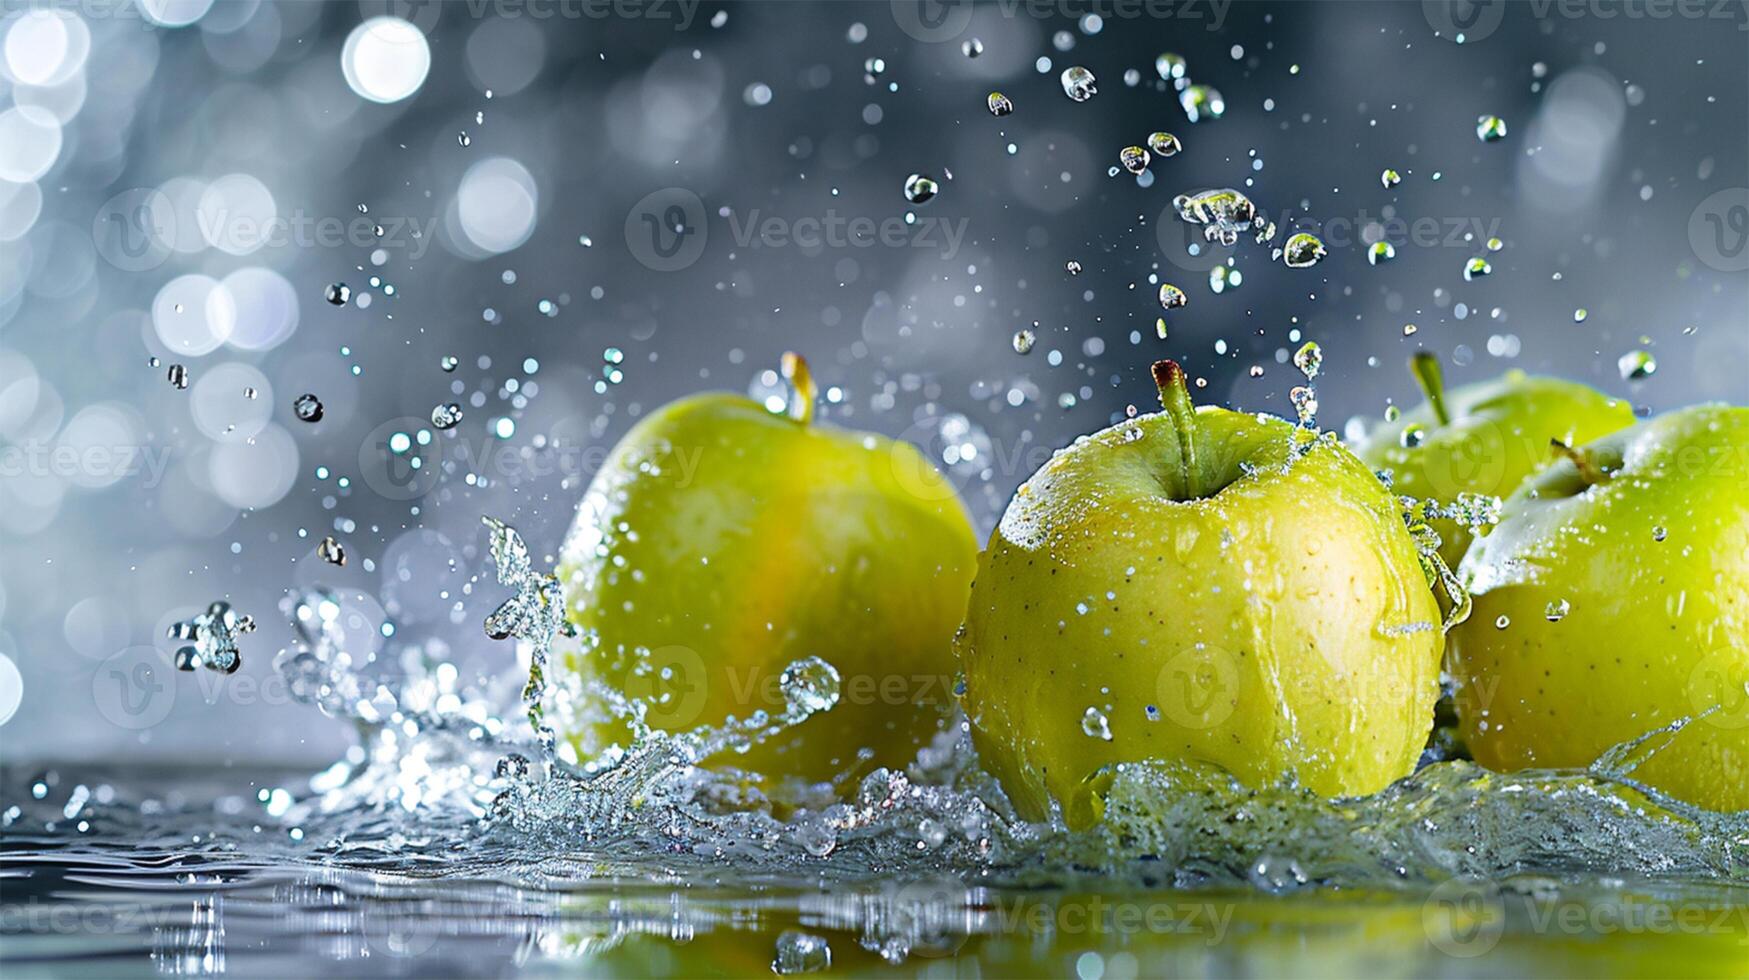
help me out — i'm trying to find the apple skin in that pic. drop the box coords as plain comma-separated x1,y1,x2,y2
554,390,978,789
1450,405,1749,812
1356,370,1634,569
956,374,1444,825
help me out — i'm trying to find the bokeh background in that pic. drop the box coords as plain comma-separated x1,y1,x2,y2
0,0,1744,766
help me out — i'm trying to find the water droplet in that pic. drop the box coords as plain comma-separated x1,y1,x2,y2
1174,187,1255,246
1060,65,1097,102
457,131,471,147
1012,329,1036,354
318,535,346,567
961,37,983,58
1179,84,1224,122
1544,599,1570,622
772,931,832,975
1081,706,1113,741
903,173,938,205
1573,308,1589,323
1208,264,1242,293
1289,386,1318,426
1381,168,1402,188
1282,232,1327,269
1368,241,1396,266
1652,526,1667,542
1119,145,1151,174
1293,341,1323,380
1618,349,1656,381
1400,423,1427,448
324,282,351,306
1402,323,1419,336
1495,614,1511,629
1476,115,1508,142
166,363,189,390
1147,131,1182,157
863,57,885,80
1463,257,1492,281
1155,317,1169,340
1155,52,1186,81
1486,237,1504,252
293,393,324,423
1158,283,1188,310
1384,404,1401,422
986,91,1013,116
780,656,841,717
431,402,464,429
440,355,459,372
1065,259,1083,276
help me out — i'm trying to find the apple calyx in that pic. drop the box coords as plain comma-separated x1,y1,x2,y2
1410,352,1453,428
1151,359,1209,499
780,351,818,425
1549,438,1611,486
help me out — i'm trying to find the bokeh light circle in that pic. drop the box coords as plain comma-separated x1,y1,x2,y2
456,156,538,255
341,17,430,104
152,274,236,356
208,422,298,509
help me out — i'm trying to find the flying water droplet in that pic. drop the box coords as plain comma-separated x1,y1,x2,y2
1174,188,1256,246
1618,349,1656,381
771,931,832,975
960,37,983,58
1081,706,1113,741
1476,114,1508,142
1545,599,1571,622
293,393,324,423
166,364,189,390
1282,232,1327,269
1293,341,1323,380
986,91,1013,116
1147,131,1182,157
1060,66,1097,102
1463,257,1492,281
1400,423,1427,448
1158,283,1188,310
1155,52,1186,82
431,402,464,429
1012,329,1036,354
440,355,459,372
1179,84,1224,122
318,535,346,567
325,282,351,306
903,173,938,205
1289,386,1319,427
1065,259,1083,276
1381,168,1402,188
1119,145,1150,174
1208,264,1242,293
1369,241,1396,266
780,656,842,718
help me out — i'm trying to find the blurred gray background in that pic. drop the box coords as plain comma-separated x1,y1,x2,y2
0,0,1744,766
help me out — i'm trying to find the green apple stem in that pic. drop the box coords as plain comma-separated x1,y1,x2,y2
781,351,817,425
1152,359,1205,498
1549,438,1610,485
1410,352,1452,428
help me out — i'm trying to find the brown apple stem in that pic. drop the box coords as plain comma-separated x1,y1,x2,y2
1152,359,1204,498
781,351,817,425
1550,438,1609,485
1410,352,1452,428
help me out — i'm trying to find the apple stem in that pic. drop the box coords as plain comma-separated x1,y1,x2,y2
1409,352,1453,428
1152,359,1204,498
1549,438,1609,485
781,351,817,425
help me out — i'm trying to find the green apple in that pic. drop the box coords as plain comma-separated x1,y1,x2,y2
554,353,978,790
956,361,1445,825
1449,405,1749,811
1356,354,1635,569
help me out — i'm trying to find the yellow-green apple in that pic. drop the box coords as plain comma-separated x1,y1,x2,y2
955,361,1445,825
1450,405,1749,811
1356,353,1635,569
555,354,978,790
